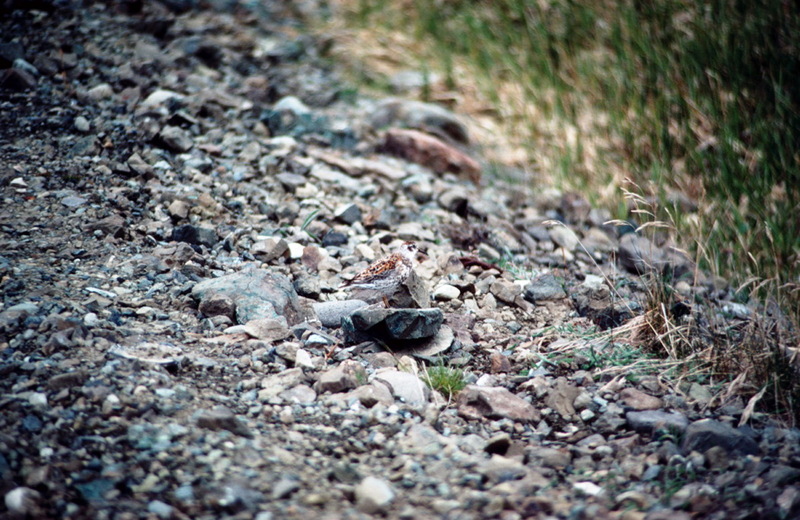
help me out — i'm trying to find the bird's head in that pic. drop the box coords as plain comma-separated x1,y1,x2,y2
399,241,421,261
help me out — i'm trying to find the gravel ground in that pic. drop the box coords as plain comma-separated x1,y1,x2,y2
1,1,799,519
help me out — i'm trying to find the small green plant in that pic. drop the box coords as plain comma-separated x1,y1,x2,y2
660,462,698,501
300,208,321,242
423,364,467,400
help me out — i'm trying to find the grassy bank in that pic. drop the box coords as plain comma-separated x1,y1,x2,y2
323,0,799,321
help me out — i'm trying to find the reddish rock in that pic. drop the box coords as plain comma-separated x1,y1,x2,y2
619,387,663,410
490,352,512,373
545,378,582,420
457,385,540,423
315,360,366,394
198,293,236,320
382,128,480,183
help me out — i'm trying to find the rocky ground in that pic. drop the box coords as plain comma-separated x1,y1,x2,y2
2,1,800,519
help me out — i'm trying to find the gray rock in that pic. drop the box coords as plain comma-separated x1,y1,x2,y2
147,500,173,519
618,234,664,274
61,195,87,208
13,58,37,77
489,279,521,305
545,378,582,420
157,126,193,153
681,419,759,455
355,476,395,514
0,42,24,67
195,406,253,438
405,325,454,358
618,234,694,278
396,222,436,241
168,199,189,220
74,115,91,133
87,82,114,100
276,172,307,190
1,68,36,90
525,446,572,469
259,368,306,401
127,152,155,177
457,385,541,423
334,203,362,225
315,360,365,394
346,308,443,345
241,318,292,341
548,226,580,251
48,370,89,390
0,303,38,331
619,388,663,410
687,383,713,406
722,301,752,319
278,384,317,404
438,188,470,214
172,224,218,248
373,369,430,406
388,270,430,309
399,423,444,455
625,410,689,434
523,273,567,303
345,382,395,408
271,475,301,499
777,487,800,519
192,268,304,325
369,98,469,144
273,95,311,116
251,237,288,261
293,274,321,299
141,89,185,107
312,299,369,327
198,293,236,320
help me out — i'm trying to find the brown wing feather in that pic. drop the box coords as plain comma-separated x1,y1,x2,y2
341,252,406,287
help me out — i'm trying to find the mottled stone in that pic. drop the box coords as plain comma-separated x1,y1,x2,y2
619,388,663,411
192,268,304,325
195,406,253,438
457,385,540,423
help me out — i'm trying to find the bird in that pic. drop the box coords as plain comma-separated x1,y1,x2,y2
340,241,420,304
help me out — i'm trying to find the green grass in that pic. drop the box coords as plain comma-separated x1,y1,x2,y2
423,364,467,400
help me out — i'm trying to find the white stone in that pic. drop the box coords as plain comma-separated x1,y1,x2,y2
287,242,305,259
548,225,580,251
373,370,429,406
355,243,377,261
295,349,317,370
573,481,603,497
432,284,460,301
5,487,40,515
27,392,48,408
355,476,395,514
87,83,114,100
141,89,185,107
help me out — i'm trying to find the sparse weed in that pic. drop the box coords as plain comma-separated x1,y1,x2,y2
423,363,467,401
